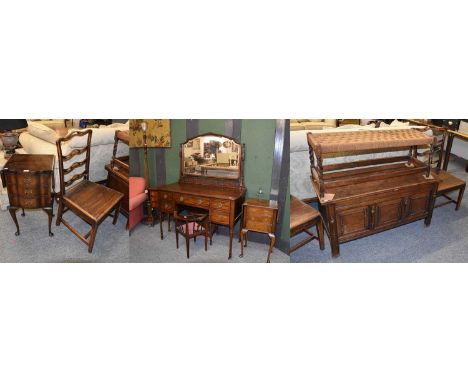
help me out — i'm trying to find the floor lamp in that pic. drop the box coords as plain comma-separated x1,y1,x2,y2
140,122,154,225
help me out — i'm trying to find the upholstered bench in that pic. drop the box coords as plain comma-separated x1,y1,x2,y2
290,195,325,253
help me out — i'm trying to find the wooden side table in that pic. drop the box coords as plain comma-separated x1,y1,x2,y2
240,198,278,263
1,154,55,236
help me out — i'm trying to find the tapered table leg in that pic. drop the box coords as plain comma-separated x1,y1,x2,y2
43,208,54,236
8,207,20,236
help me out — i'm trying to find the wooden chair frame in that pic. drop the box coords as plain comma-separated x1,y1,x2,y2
56,130,122,253
174,206,211,259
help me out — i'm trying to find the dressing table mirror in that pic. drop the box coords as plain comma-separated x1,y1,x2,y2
181,135,242,181
149,133,246,259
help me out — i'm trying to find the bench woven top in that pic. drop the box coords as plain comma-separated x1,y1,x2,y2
307,129,434,154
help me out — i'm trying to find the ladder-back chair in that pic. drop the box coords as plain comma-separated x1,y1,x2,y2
56,130,124,252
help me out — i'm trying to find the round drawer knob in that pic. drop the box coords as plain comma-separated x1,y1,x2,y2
217,203,222,208
163,194,167,199
180,197,184,202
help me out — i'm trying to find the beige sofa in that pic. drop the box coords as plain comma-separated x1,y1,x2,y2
19,121,129,191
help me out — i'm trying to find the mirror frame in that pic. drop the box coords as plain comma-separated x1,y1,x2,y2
179,132,244,186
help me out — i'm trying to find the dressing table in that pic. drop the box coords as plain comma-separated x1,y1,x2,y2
149,133,246,259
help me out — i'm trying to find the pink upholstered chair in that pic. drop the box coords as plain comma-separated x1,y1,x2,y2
129,177,147,233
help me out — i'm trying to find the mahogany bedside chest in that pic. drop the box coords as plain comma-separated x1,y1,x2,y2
1,154,55,236
240,198,278,263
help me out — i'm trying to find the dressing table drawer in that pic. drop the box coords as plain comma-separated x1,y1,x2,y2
210,209,230,225
211,199,231,212
174,193,210,209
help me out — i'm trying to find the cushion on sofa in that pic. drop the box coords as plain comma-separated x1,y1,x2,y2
27,122,60,145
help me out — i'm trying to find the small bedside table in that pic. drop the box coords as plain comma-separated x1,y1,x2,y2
240,198,279,263
1,154,55,236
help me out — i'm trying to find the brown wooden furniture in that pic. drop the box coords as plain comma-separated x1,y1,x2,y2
290,195,324,253
240,198,278,263
55,130,124,253
406,121,466,209
149,133,246,259
307,129,439,257
105,130,129,220
174,207,211,259
1,154,55,236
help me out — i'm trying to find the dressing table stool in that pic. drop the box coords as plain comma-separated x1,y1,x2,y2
240,198,278,263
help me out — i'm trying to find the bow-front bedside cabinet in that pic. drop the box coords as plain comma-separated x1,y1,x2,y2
240,198,279,263
1,154,55,236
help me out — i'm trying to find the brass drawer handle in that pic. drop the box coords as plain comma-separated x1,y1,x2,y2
24,189,33,195
180,196,184,202
163,194,168,199
217,202,223,208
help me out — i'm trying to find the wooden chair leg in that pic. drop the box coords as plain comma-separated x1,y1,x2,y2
456,185,465,210
317,218,325,250
56,199,64,226
176,227,179,249
205,226,208,251
186,236,190,259
21,208,25,216
88,224,98,253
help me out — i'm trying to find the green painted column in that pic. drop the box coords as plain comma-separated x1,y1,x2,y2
165,119,186,184
198,119,225,135
241,120,276,199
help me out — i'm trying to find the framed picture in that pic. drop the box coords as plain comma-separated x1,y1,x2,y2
129,119,171,148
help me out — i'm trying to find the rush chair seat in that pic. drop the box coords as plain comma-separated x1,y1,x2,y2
55,130,124,253
174,207,211,259
290,195,325,253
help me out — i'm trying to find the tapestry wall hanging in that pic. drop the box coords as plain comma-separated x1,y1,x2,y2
129,119,171,148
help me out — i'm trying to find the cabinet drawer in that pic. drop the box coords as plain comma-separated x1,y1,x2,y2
375,198,404,228
160,201,174,213
211,199,231,212
6,173,51,195
9,195,51,209
173,193,210,209
149,190,159,208
406,193,430,219
337,206,370,238
210,209,230,225
243,207,276,234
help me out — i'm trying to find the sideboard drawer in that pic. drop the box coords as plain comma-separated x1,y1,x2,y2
173,193,210,209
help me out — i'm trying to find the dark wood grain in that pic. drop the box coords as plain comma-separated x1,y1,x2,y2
2,154,55,236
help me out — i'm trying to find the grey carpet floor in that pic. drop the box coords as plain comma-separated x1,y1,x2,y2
291,157,468,263
0,206,129,263
129,222,289,263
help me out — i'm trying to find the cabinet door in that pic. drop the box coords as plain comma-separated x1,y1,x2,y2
337,206,370,239
406,193,430,219
375,198,404,229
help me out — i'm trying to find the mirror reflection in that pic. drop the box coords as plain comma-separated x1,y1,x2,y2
182,135,240,179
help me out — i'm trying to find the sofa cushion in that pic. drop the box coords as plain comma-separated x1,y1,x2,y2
27,122,60,144
68,123,130,148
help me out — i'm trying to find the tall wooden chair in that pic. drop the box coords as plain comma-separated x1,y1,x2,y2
418,130,466,210
55,130,124,253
